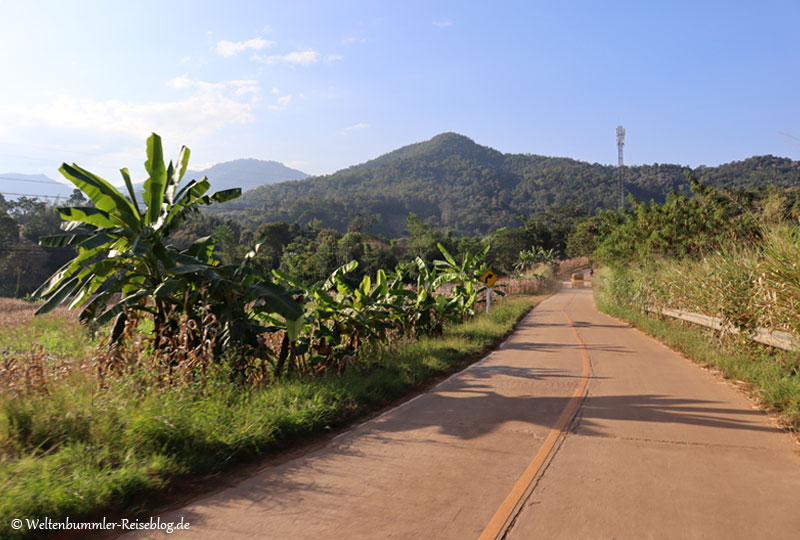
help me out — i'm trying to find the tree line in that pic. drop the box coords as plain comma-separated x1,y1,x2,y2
212,132,800,237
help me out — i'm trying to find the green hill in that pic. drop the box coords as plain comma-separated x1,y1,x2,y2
213,133,800,236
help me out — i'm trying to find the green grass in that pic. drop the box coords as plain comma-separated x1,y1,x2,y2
0,296,537,539
0,314,94,361
595,270,800,432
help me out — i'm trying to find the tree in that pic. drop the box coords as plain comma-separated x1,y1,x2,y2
404,213,455,263
0,215,17,246
66,189,87,206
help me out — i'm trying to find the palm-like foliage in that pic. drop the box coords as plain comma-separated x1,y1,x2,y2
268,255,482,375
434,242,502,317
514,246,557,274
34,134,301,343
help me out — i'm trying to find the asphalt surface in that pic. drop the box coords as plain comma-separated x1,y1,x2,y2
124,284,800,539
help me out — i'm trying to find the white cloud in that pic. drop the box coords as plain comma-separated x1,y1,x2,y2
342,37,366,45
433,19,454,28
229,80,260,96
1,76,259,144
284,51,319,64
166,74,196,89
283,160,306,169
166,75,261,101
326,54,344,64
268,94,292,111
190,161,216,171
216,37,275,57
272,87,280,95
254,50,319,65
340,123,370,136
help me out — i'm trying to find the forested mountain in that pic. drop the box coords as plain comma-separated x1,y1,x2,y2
213,133,800,236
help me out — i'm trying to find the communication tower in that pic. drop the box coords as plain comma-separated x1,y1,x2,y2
616,125,625,210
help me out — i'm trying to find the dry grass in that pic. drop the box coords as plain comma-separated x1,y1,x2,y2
0,299,93,395
0,297,93,393
496,276,554,296
0,298,77,328
608,225,800,337
0,299,536,540
0,345,92,395
557,257,591,278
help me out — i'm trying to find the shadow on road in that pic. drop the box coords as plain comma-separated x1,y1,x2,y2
501,341,631,354
169,379,782,527
368,371,779,441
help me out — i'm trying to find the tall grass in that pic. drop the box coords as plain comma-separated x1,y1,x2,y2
0,297,537,539
599,224,800,337
595,243,800,434
0,299,91,361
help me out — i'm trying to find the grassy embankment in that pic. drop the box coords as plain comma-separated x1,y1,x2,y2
594,226,800,431
0,294,542,539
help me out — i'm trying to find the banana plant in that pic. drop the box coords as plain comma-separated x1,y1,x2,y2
327,266,395,355
514,249,537,274
405,257,461,336
377,266,416,335
514,246,558,274
34,133,301,343
271,262,398,374
159,240,304,354
434,242,498,319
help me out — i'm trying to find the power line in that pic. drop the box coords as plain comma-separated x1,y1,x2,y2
0,187,307,209
0,190,325,214
0,247,73,253
0,191,71,199
0,175,69,186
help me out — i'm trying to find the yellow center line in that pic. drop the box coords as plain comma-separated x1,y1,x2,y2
477,293,591,540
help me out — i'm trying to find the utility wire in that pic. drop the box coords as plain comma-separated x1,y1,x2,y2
0,191,71,199
0,175,69,186
0,247,72,253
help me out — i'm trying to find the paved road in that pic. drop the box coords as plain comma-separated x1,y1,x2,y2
125,285,800,539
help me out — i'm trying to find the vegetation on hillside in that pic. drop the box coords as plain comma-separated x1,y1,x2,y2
213,132,800,236
3,133,798,299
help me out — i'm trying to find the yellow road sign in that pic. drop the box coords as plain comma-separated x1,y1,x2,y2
479,269,498,288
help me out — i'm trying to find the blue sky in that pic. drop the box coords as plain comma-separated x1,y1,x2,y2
0,0,798,187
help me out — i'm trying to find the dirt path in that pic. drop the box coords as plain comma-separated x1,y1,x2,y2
124,286,800,539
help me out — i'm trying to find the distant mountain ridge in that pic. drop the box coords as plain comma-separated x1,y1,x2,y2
188,159,308,192
0,173,74,201
214,132,800,236
125,159,308,198
2,159,308,204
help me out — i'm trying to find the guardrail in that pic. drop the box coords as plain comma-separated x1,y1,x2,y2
648,307,800,352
